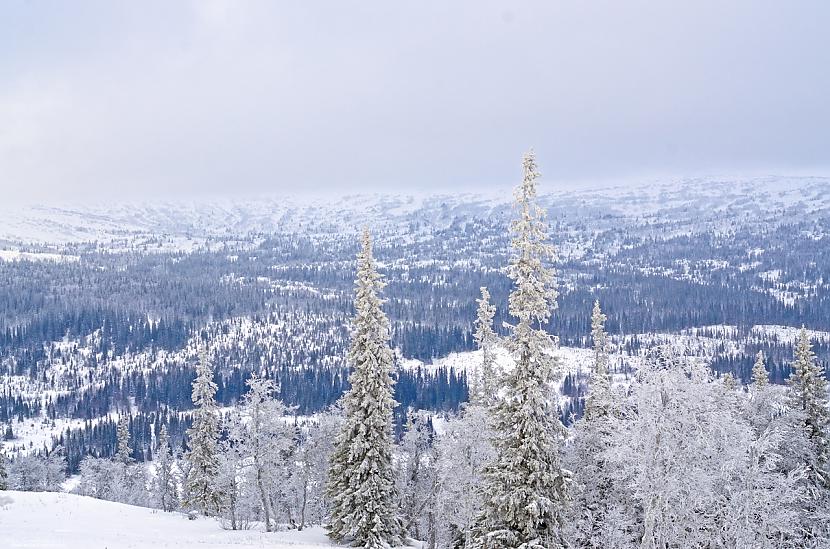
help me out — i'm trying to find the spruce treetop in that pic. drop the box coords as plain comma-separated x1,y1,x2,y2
473,286,498,404
752,350,769,389
474,287,497,349
591,299,609,378
508,150,558,329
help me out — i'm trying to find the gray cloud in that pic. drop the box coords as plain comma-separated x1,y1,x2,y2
1,1,828,204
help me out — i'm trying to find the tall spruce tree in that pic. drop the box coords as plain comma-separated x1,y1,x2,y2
584,300,612,421
327,229,401,548
473,286,498,404
779,328,830,546
184,351,222,515
788,328,830,489
472,151,568,549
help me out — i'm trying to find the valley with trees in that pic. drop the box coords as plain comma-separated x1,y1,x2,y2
2,156,829,548
3,1,830,547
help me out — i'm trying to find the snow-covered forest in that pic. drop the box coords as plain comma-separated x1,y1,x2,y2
3,0,829,546
2,154,829,549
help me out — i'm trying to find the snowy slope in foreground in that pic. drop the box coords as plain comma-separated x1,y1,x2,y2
0,491,346,549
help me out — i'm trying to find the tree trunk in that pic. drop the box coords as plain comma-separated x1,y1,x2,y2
299,478,308,531
256,463,271,532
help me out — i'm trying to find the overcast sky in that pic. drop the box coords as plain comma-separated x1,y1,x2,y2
1,1,828,204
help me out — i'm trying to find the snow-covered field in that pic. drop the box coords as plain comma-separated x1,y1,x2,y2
0,491,340,549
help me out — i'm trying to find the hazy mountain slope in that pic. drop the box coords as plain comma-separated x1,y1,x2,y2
1,176,827,248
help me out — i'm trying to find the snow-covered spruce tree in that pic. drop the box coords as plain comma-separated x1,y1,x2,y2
472,287,498,404
740,372,823,549
788,328,830,487
327,228,401,548
112,415,149,506
786,328,830,543
565,300,620,548
721,372,738,392
228,373,295,532
116,415,133,465
753,350,769,389
471,151,568,549
584,300,611,422
154,424,180,512
183,350,222,516
746,349,781,438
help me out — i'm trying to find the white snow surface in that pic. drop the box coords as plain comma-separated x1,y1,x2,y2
0,249,79,262
0,490,350,549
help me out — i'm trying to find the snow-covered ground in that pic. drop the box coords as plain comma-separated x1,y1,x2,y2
0,249,79,262
0,491,343,549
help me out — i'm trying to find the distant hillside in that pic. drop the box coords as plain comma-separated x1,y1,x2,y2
1,176,827,248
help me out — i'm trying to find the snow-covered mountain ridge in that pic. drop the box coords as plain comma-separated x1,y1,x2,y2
1,175,827,248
